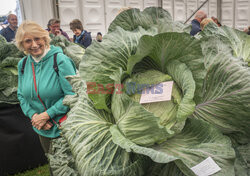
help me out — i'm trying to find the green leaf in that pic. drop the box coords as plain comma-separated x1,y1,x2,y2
145,162,185,176
108,7,172,33
79,26,157,110
0,68,18,104
127,32,205,103
0,42,21,61
63,43,85,69
0,57,21,68
110,118,235,176
111,70,174,147
200,23,250,64
50,36,85,69
0,34,7,43
61,75,150,176
193,50,250,143
48,136,80,176
110,60,196,146
233,143,250,176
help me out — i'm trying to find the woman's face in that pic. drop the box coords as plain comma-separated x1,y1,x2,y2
50,23,60,35
22,34,46,57
73,29,82,37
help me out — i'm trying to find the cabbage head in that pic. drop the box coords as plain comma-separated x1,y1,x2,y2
54,7,250,176
0,35,25,104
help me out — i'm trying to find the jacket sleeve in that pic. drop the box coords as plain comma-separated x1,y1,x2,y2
17,59,37,119
61,30,71,41
46,54,76,118
82,33,92,48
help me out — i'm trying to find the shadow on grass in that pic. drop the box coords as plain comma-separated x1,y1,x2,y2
9,164,49,176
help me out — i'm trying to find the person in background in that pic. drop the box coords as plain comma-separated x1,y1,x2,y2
0,14,18,42
16,21,76,176
211,16,221,27
200,18,215,30
190,10,207,36
46,19,70,41
69,19,92,49
243,26,250,35
96,32,102,42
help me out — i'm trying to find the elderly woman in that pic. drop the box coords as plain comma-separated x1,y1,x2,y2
16,21,76,175
69,19,92,48
46,18,70,41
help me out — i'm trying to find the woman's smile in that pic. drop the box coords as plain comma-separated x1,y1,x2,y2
23,34,46,57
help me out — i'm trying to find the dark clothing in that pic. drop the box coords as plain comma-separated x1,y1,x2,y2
39,135,54,176
190,19,201,36
60,30,70,41
0,104,47,175
46,28,70,41
73,30,92,49
0,26,16,42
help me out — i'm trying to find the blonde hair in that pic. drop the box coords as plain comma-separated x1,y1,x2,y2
15,21,51,51
200,18,214,30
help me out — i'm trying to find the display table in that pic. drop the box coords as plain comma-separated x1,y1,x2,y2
0,104,47,175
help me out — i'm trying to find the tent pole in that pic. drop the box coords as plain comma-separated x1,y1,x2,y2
184,0,209,24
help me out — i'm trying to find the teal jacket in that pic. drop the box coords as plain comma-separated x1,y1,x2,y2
17,45,76,138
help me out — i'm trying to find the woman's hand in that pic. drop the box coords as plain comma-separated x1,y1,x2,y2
55,29,62,36
31,112,50,130
42,121,53,130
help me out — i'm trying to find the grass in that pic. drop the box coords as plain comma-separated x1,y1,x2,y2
11,164,50,176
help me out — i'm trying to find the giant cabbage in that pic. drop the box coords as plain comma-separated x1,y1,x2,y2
50,7,250,176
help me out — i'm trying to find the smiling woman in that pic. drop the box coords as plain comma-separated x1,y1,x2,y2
15,20,77,176
22,35,46,58
15,22,50,56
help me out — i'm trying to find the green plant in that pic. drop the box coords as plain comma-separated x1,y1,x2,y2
53,7,250,176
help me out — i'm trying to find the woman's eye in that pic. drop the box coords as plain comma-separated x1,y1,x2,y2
24,39,32,44
34,38,41,42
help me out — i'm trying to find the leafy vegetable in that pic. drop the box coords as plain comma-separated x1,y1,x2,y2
61,74,151,176
48,136,80,176
50,35,85,69
200,23,250,65
0,40,25,104
110,118,235,176
47,7,249,176
145,162,185,176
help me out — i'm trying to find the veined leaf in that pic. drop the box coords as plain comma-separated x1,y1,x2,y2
200,23,250,64
110,60,196,146
145,162,185,176
110,118,235,176
108,7,172,33
193,50,250,143
79,26,157,111
61,75,150,176
48,136,80,176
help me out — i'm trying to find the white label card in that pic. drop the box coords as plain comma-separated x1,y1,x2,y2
190,157,221,176
140,81,173,104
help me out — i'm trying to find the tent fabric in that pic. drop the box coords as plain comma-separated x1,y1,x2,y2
0,104,47,175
